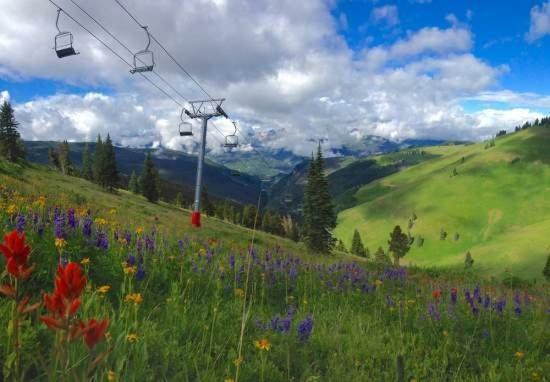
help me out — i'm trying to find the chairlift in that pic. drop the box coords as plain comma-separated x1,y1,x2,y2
231,170,240,177
224,121,239,149
54,9,79,58
178,109,193,136
130,26,154,74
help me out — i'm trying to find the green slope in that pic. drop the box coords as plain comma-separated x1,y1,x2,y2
335,127,550,279
0,159,310,255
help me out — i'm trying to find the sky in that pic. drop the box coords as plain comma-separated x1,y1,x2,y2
0,0,549,156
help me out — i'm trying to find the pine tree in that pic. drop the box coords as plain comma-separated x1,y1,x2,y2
93,135,105,186
0,101,25,162
128,171,139,193
351,229,367,257
543,254,550,281
464,251,474,269
374,246,391,265
335,239,347,253
201,185,215,217
81,143,94,180
303,143,336,253
102,134,118,190
388,225,410,266
48,148,60,170
175,192,184,208
242,205,257,228
57,141,72,175
141,152,160,202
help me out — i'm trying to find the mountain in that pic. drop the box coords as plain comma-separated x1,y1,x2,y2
209,136,457,178
267,146,441,215
335,127,550,279
24,141,261,205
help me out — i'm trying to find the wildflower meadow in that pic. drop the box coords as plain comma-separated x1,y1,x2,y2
0,186,548,381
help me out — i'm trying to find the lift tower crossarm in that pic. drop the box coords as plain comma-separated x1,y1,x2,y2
186,98,227,227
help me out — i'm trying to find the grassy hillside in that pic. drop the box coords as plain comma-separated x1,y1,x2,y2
1,157,548,381
24,141,261,205
335,127,550,279
0,159,303,254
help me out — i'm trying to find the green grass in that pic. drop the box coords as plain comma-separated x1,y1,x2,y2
335,128,550,279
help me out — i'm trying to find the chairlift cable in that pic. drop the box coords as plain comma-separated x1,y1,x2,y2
112,0,215,102
47,0,184,109
68,0,191,108
110,0,275,171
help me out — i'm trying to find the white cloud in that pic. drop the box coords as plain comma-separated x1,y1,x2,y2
0,0,547,157
371,5,400,27
0,90,9,103
526,1,550,42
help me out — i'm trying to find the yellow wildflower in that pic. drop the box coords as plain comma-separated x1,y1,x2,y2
532,371,541,381
126,333,139,343
35,196,46,208
97,285,111,294
443,330,449,337
136,227,144,235
375,279,383,286
225,379,235,382
407,299,416,305
55,238,67,249
7,204,17,215
514,351,525,360
118,238,128,245
123,265,137,275
107,370,116,381
233,357,243,367
234,288,245,299
94,218,108,226
125,293,143,305
109,209,117,215
254,338,271,351
80,257,90,265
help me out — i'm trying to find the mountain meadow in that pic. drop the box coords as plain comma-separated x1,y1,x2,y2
0,126,549,381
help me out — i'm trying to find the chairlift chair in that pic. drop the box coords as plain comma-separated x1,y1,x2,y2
130,26,154,74
231,170,241,177
54,9,79,58
224,121,239,149
178,109,193,136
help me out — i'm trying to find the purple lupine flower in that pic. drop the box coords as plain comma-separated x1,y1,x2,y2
15,214,26,233
125,232,132,245
297,315,314,342
67,209,77,229
229,254,235,270
96,232,109,250
428,303,440,321
136,266,146,281
54,209,66,239
145,236,155,252
483,295,491,310
127,254,136,266
450,288,458,304
82,216,93,237
493,298,506,314
289,266,298,280
514,294,522,316
37,224,45,237
473,285,481,303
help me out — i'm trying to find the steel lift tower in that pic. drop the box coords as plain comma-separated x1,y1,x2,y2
185,98,228,227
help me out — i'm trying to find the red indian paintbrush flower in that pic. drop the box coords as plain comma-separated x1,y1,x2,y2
0,230,34,279
432,289,442,299
80,318,109,349
41,262,87,330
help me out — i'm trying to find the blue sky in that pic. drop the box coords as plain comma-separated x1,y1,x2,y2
0,0,549,153
335,0,550,95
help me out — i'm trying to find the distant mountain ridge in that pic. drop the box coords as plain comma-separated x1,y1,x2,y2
24,141,261,205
